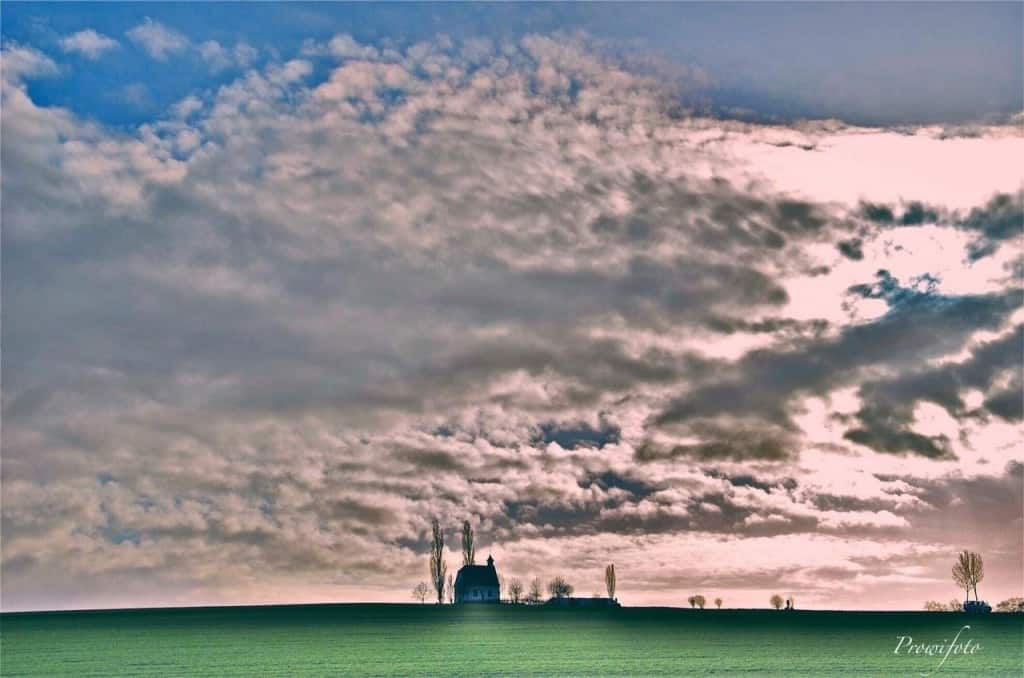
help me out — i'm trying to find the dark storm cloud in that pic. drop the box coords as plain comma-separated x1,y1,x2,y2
843,414,953,460
392,447,467,473
859,200,940,227
538,421,621,449
702,470,797,494
899,201,940,226
432,255,791,328
842,325,1023,456
961,192,1024,261
902,462,1023,517
837,238,864,260
652,271,1020,458
577,470,659,499
326,498,399,526
684,192,837,255
637,424,795,462
859,191,1022,262
860,203,896,225
704,316,829,337
406,334,691,412
983,388,1023,422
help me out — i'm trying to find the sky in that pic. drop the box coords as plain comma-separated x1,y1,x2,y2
1,3,1022,612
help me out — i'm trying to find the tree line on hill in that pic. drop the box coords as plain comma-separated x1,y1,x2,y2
412,526,1022,612
921,550,1022,613
926,596,1023,613
412,518,618,604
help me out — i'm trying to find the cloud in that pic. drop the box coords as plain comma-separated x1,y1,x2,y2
198,40,259,72
1,33,1021,611
170,94,203,119
837,238,864,260
858,192,1024,263
118,82,152,108
841,324,1023,458
1,43,59,82
653,270,1019,457
960,192,1024,261
725,126,1024,210
126,18,189,60
234,43,259,67
59,29,119,59
328,34,380,61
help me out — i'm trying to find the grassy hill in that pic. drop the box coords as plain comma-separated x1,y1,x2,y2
2,603,1021,676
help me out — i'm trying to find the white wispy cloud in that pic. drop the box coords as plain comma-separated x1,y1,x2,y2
1,43,59,81
59,29,119,59
126,17,189,60
198,40,259,72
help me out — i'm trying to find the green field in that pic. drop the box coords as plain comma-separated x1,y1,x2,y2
2,604,1021,676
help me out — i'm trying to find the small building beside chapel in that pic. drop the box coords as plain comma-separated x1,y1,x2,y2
455,555,500,603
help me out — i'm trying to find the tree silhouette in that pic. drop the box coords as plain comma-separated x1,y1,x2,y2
687,596,696,608
714,597,723,609
694,595,706,609
528,577,543,604
508,578,524,604
995,597,1024,613
429,519,447,604
952,556,970,601
461,520,475,566
770,594,784,610
605,564,616,600
412,582,430,603
445,573,454,604
548,576,573,598
952,551,984,602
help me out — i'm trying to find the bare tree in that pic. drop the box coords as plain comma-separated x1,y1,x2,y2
605,564,616,600
694,595,706,609
925,600,962,612
508,578,524,604
995,597,1024,613
952,556,970,601
952,564,969,601
498,573,506,601
970,554,984,601
770,594,784,610
461,520,475,566
528,577,543,604
413,582,430,603
714,597,723,609
429,519,447,604
445,573,454,604
952,551,984,602
548,576,574,599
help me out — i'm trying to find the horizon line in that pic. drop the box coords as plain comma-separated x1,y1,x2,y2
0,601,983,615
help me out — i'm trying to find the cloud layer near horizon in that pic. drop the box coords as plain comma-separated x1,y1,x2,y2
2,34,1022,611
